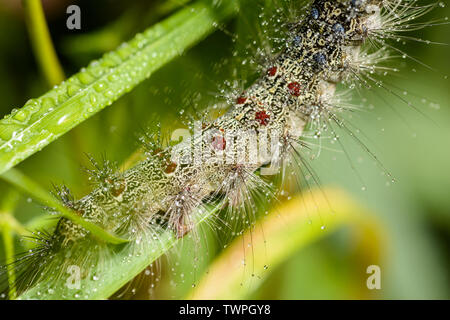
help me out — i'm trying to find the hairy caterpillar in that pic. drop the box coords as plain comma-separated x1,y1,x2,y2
0,0,447,299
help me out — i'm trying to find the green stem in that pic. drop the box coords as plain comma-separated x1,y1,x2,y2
1,225,16,300
63,0,193,56
19,204,219,299
22,0,65,86
0,168,128,245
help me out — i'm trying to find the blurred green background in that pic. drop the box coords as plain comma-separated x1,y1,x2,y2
0,0,448,299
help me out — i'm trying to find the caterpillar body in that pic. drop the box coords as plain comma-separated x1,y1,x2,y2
0,0,446,299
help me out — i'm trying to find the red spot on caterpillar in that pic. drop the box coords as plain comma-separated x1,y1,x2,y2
287,82,301,96
255,110,270,126
268,66,277,77
236,96,247,104
211,136,226,151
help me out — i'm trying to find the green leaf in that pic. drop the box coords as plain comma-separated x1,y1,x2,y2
0,0,238,175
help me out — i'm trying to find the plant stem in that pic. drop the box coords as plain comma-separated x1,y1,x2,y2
1,226,16,299
19,204,219,299
0,168,128,245
22,0,65,87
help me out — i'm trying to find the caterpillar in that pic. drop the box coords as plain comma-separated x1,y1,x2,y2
0,0,447,299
